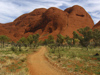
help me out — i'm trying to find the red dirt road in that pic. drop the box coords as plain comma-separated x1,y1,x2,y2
27,47,66,75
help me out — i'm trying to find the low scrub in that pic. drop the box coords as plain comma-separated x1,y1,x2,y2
47,46,100,75
0,46,36,75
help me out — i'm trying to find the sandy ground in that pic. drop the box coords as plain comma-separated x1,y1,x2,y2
27,47,66,75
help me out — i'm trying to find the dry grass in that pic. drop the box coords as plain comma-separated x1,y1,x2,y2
0,46,35,75
47,46,100,75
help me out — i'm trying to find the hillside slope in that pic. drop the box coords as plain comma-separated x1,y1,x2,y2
0,5,94,41
92,21,100,30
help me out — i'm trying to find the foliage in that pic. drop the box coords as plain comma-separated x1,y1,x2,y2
47,46,100,75
0,35,10,42
33,33,40,44
27,35,33,48
11,46,16,52
73,27,93,49
74,39,80,45
19,37,27,44
0,35,10,48
43,39,48,45
65,35,72,49
47,35,55,44
92,29,100,46
56,34,65,45
65,35,72,45
27,35,33,45
19,37,29,48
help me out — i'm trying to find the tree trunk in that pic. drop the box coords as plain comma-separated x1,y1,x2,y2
87,46,88,51
69,45,70,49
19,45,22,51
73,39,75,45
58,45,61,59
3,41,4,48
30,44,32,49
54,46,56,53
0,41,2,49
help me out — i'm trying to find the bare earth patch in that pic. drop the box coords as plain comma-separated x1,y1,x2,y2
27,47,66,75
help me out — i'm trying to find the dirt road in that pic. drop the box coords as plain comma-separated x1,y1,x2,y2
27,47,66,75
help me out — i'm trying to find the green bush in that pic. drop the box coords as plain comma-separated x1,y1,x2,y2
19,48,22,51
11,46,16,52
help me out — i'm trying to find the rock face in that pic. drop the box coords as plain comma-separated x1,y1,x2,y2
0,5,94,41
93,21,100,30
64,5,94,37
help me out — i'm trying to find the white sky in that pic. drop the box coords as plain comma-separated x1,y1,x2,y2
0,0,100,24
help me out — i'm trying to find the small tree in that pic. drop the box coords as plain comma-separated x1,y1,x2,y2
47,35,55,51
73,27,93,50
19,37,28,47
17,40,22,51
33,33,40,47
56,34,65,46
43,39,48,45
92,29,100,47
73,39,80,46
48,35,55,44
0,35,10,48
38,40,43,46
27,35,34,48
56,34,65,58
11,41,15,46
73,31,80,46
65,35,72,49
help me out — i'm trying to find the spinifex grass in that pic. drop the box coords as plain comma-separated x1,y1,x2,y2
0,46,36,75
47,46,100,75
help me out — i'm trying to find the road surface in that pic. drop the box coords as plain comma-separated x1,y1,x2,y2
27,47,66,75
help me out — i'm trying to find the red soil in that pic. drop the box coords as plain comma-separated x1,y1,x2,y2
27,47,69,75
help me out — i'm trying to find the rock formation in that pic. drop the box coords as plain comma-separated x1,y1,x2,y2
0,5,94,41
93,21,100,30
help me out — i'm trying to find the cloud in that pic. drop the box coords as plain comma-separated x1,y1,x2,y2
0,0,100,24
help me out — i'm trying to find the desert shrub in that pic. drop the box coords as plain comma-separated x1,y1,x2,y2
19,48,22,52
11,46,16,52
21,58,26,62
0,57,6,62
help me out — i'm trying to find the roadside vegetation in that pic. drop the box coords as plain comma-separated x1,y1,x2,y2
0,27,100,75
44,27,100,75
0,34,40,75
